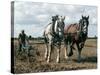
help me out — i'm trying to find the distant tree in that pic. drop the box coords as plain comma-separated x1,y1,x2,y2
94,35,97,39
37,37,43,40
29,35,32,40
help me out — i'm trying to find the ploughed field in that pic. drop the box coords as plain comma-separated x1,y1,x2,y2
13,39,97,73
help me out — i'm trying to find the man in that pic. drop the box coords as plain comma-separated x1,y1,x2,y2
51,15,59,34
18,30,28,52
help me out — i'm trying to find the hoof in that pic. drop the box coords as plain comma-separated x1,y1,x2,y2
65,56,68,60
56,60,60,63
56,58,60,63
47,60,50,63
77,59,81,63
44,56,47,60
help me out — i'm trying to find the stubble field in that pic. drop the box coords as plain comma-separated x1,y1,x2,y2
13,39,97,74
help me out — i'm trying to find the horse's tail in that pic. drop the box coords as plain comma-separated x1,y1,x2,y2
66,33,74,56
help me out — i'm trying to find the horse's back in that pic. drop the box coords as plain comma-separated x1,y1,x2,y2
64,23,79,34
44,23,52,35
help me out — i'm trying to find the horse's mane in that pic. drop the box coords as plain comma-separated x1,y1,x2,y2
44,22,52,31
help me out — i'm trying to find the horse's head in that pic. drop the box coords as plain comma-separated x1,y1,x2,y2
79,15,89,34
52,15,59,23
55,16,65,37
58,16,65,22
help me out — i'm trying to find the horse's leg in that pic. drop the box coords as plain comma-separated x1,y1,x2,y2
64,46,68,60
44,36,48,60
64,43,68,60
64,43,72,63
47,42,52,63
70,42,74,55
76,42,82,62
56,44,61,63
64,38,70,60
45,43,48,60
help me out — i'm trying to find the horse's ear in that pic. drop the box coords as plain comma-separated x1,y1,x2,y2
82,15,84,18
87,16,89,19
63,16,65,20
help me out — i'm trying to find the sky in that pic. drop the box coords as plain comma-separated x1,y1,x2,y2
12,1,97,37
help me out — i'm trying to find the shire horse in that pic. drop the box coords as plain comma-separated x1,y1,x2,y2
44,15,65,63
64,15,89,62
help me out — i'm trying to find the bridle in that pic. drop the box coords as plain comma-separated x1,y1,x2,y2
79,17,89,35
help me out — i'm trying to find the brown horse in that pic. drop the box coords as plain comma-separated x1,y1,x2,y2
64,15,89,62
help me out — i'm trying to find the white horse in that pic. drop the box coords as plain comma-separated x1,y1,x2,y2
43,16,65,63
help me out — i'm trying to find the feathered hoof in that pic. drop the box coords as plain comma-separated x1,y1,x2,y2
56,60,60,63
47,59,50,63
77,58,82,63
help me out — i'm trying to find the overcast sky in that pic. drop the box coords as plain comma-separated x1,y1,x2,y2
13,1,97,37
